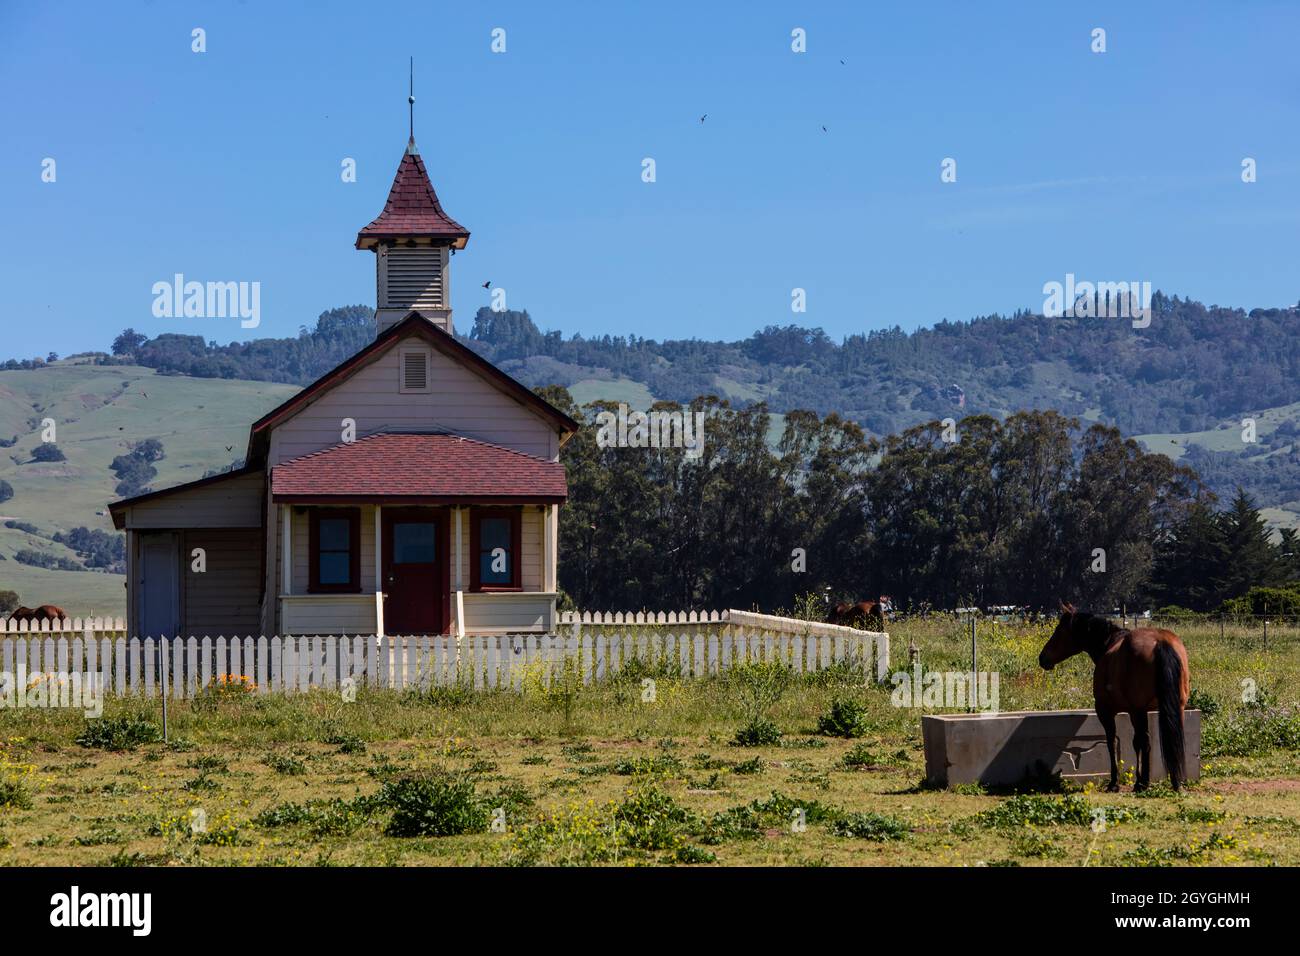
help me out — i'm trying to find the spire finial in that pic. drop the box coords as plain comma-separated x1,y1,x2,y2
408,57,415,144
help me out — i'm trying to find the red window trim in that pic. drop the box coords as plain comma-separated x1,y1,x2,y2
308,507,361,593
470,506,522,592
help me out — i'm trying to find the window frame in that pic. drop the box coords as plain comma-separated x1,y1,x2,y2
307,507,361,593
469,506,522,592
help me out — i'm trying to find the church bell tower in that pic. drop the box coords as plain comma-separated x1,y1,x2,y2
355,66,469,334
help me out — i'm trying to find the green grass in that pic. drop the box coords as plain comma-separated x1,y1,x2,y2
0,363,297,615
565,378,657,410
0,617,1295,866
1134,399,1300,460
711,376,767,403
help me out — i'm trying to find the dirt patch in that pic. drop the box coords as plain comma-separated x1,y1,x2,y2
1206,779,1300,795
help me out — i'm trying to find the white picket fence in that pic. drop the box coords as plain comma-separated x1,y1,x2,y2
561,608,889,682
1,617,127,638
0,621,887,700
0,607,887,698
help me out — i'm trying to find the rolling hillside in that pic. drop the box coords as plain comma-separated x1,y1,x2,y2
6,294,1300,616
0,360,297,615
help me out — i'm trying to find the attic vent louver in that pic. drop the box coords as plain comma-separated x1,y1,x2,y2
401,348,430,392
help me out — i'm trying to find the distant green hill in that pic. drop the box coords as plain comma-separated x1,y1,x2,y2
0,362,297,616
7,293,1300,615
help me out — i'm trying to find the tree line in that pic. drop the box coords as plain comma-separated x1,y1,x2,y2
72,295,1300,444
546,389,1298,616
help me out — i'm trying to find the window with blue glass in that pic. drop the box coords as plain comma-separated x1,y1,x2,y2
309,508,359,592
471,508,520,590
392,521,436,564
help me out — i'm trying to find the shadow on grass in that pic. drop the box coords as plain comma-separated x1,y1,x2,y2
898,767,1078,797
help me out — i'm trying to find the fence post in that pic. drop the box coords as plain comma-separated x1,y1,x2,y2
1263,603,1268,651
572,616,581,674
160,636,169,743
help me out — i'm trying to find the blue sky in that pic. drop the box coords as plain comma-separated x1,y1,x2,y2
2,0,1298,357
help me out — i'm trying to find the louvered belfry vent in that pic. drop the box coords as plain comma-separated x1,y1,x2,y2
402,349,429,392
384,246,444,311
357,141,469,335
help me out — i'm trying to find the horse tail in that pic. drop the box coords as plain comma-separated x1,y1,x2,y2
1154,640,1186,790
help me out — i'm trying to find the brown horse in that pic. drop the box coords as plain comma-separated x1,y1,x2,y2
828,596,892,630
1038,602,1189,791
6,604,68,626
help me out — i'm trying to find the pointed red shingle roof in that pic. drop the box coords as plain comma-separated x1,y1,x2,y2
355,142,470,249
270,432,567,502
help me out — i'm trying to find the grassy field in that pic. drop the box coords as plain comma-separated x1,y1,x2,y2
0,617,1296,867
0,361,297,615
565,378,658,410
1133,400,1300,460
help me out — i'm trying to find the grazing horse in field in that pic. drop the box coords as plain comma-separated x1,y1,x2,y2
6,604,68,626
828,596,891,630
1038,602,1189,791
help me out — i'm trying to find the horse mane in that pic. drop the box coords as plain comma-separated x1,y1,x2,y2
1070,611,1125,657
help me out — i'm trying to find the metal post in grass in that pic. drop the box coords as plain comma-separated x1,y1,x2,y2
969,614,977,714
1263,603,1268,652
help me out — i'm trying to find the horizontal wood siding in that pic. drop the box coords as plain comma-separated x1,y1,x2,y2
455,506,544,594
126,472,263,529
182,529,263,637
281,596,378,635
267,336,558,464
521,507,542,590
261,482,279,636
461,592,555,633
290,507,376,595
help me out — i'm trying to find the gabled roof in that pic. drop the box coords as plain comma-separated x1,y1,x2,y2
107,464,262,529
355,141,470,249
270,432,567,503
245,312,580,465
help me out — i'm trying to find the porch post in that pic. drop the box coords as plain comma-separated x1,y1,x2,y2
280,504,291,595
374,505,383,592
453,506,464,637
374,505,384,638
453,506,463,590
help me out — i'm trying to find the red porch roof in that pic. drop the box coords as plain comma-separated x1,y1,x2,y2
355,143,470,249
270,432,567,503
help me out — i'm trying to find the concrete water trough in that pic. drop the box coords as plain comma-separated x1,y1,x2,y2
922,709,1201,788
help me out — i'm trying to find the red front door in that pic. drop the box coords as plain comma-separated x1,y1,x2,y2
382,509,447,635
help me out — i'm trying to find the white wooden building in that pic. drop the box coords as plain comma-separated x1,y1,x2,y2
109,134,578,639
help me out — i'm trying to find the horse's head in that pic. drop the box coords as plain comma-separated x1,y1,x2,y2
1038,601,1082,670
